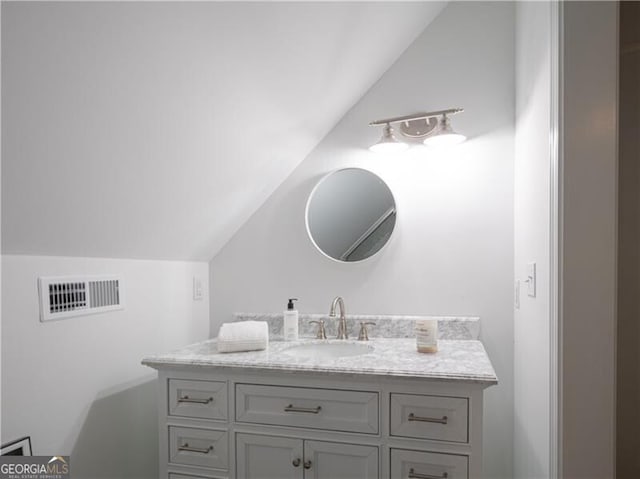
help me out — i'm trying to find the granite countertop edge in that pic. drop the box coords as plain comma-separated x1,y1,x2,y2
142,338,498,386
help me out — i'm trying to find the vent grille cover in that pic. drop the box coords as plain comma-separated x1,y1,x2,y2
38,275,124,322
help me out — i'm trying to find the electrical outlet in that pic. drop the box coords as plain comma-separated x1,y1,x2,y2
527,262,536,297
193,276,204,301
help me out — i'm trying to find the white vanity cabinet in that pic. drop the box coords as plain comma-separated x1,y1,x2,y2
150,366,489,479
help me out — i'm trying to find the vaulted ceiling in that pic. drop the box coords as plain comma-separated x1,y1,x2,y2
1,2,446,260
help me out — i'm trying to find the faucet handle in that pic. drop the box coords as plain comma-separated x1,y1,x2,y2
309,320,327,340
358,322,375,341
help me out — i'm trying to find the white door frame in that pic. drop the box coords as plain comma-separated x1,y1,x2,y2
549,2,560,476
551,2,619,478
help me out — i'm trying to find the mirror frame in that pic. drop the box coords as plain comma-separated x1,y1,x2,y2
304,167,397,264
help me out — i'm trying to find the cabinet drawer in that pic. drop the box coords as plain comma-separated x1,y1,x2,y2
390,448,468,479
236,383,379,434
169,426,228,470
390,394,468,443
169,379,227,420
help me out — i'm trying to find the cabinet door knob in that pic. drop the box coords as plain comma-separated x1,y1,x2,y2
303,460,312,469
292,458,301,467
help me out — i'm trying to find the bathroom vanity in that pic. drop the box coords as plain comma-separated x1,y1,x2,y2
142,317,497,479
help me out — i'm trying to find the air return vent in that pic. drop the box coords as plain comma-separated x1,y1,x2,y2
38,275,124,322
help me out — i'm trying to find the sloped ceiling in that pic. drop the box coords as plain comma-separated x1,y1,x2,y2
1,1,446,260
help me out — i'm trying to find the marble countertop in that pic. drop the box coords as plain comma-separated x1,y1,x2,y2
232,313,481,341
142,338,498,385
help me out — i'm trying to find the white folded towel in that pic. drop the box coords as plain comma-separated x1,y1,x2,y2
217,320,269,353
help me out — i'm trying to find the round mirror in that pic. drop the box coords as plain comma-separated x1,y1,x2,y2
305,168,396,262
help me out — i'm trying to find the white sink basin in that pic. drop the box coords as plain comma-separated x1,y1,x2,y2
282,342,373,360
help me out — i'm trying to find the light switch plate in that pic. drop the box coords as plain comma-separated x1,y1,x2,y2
193,276,204,301
527,262,536,297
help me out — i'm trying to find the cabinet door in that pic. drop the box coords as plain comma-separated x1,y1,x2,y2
236,433,303,479
304,441,378,479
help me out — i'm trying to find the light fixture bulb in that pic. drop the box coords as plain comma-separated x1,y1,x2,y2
369,124,408,153
423,115,466,148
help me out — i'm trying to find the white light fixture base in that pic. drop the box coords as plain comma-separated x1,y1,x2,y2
399,117,438,138
369,108,465,152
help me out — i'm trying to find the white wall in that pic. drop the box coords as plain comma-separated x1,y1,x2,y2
0,3,3,450
617,1,640,476
0,1,445,261
209,3,515,478
561,2,618,477
513,2,552,478
1,255,209,478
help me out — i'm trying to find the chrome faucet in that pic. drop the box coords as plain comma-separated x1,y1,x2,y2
329,296,348,340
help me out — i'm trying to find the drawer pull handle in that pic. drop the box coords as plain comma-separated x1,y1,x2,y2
178,443,213,454
284,404,322,414
178,395,214,404
303,460,312,470
408,468,448,479
408,413,448,424
292,458,301,467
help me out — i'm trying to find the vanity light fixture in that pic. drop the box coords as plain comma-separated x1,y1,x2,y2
369,108,465,152
369,123,409,153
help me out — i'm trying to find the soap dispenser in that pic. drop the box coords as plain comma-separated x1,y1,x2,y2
283,298,299,341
